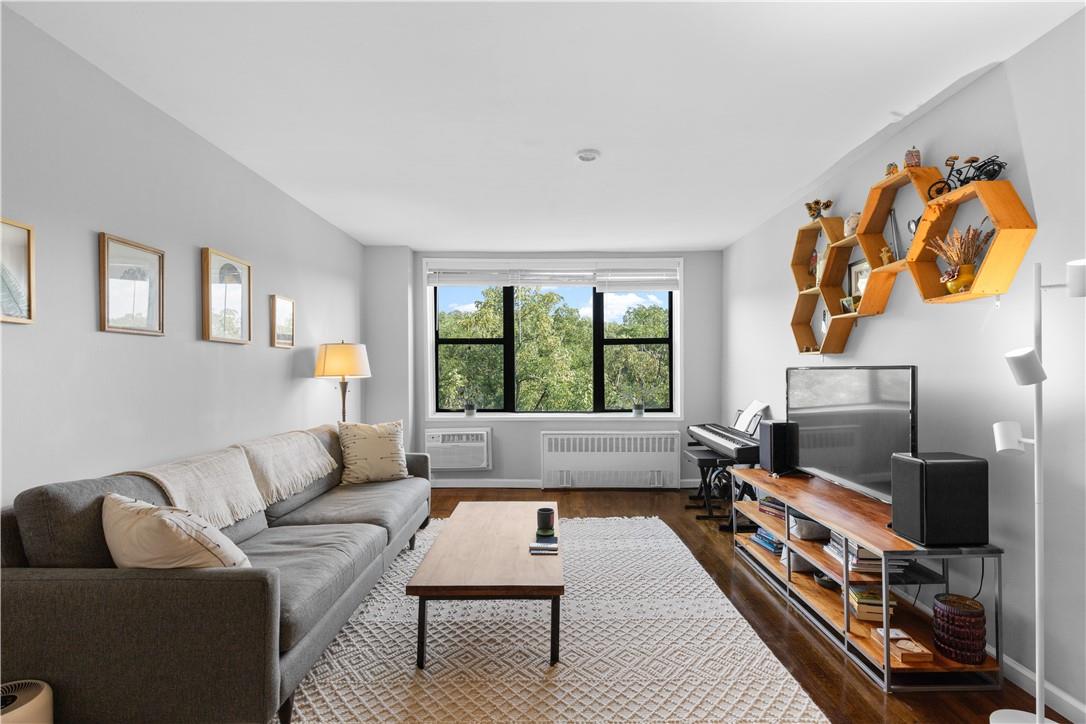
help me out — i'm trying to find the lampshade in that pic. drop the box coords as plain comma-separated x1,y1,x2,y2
993,421,1025,454
1003,347,1046,386
314,343,371,379
1068,258,1086,298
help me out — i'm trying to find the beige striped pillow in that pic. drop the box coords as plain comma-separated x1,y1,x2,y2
338,420,409,484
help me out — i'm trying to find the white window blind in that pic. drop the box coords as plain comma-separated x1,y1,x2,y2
424,258,681,291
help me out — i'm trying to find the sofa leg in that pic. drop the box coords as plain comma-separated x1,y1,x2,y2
409,534,416,551
278,694,294,724
419,516,431,530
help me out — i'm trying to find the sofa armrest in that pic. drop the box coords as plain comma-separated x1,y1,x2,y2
1,567,280,724
406,452,431,481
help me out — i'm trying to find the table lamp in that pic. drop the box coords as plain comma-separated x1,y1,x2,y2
314,342,371,422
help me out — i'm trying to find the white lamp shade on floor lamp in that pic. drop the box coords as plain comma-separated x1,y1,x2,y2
1004,347,1047,386
314,343,371,379
992,421,1026,454
1066,258,1086,297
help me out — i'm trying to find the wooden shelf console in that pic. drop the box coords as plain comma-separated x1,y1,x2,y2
729,466,1004,693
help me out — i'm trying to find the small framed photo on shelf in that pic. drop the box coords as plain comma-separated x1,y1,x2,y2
99,233,164,335
271,294,295,348
849,259,872,298
2,217,35,324
202,247,252,344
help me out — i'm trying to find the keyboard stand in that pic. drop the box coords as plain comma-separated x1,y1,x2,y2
684,448,734,523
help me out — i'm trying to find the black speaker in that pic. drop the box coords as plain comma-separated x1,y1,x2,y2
759,421,798,475
891,452,988,546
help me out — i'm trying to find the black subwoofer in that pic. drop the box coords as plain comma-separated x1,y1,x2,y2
759,421,798,476
891,452,989,546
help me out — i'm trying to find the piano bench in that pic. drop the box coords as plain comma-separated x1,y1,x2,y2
684,448,731,468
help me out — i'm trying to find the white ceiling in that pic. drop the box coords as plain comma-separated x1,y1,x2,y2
9,2,1082,251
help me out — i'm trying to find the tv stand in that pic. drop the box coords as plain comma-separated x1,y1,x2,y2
729,466,1004,693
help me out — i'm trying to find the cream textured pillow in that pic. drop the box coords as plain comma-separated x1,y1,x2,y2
101,493,251,569
338,420,409,484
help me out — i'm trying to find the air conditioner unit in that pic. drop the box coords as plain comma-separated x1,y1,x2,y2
425,428,491,471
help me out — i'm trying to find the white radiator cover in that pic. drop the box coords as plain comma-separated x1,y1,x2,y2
425,428,491,471
541,431,681,488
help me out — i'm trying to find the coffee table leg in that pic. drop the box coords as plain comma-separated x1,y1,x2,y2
416,598,427,669
550,596,560,666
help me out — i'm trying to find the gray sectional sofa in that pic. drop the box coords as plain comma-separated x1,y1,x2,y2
0,424,430,723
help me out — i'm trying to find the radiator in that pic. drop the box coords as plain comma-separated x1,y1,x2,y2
540,431,681,489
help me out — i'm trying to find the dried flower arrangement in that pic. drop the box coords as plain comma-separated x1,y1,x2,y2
927,225,995,283
805,199,833,220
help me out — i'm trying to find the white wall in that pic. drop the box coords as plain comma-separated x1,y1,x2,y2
720,14,1084,717
358,249,723,483
362,246,415,438
0,10,366,504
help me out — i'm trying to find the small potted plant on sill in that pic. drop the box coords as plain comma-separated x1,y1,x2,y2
458,385,478,417
927,224,995,294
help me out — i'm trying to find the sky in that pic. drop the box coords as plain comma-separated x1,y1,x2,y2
438,286,664,323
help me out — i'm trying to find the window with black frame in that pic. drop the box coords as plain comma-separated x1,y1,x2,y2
434,281,673,413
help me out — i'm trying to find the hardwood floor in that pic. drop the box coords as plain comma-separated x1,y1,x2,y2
430,487,1066,724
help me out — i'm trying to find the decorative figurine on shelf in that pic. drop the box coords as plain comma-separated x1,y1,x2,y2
805,199,833,219
880,246,895,267
885,162,899,176
928,154,1007,199
816,254,827,285
904,146,922,168
927,225,995,294
808,249,818,281
843,212,861,236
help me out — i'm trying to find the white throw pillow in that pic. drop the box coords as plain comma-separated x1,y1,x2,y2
338,420,409,485
101,493,251,569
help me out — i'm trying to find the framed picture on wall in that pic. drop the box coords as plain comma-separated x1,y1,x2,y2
99,233,164,335
271,294,295,348
849,258,872,298
202,247,252,344
2,217,35,324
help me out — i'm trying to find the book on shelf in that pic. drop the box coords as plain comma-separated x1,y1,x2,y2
751,528,783,554
848,584,894,606
757,496,786,519
851,606,895,622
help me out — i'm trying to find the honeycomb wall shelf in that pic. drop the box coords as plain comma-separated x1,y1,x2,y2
905,180,1037,304
854,166,943,317
790,216,845,354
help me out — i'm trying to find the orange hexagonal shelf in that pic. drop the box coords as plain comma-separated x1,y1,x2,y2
790,216,845,353
905,180,1037,304
853,166,944,316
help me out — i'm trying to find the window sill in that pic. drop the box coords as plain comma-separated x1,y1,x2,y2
426,412,684,422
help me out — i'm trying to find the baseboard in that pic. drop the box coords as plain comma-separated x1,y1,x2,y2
897,592,1086,721
429,477,542,489
430,477,703,490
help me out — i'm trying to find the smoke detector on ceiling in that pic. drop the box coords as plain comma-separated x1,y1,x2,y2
576,149,601,162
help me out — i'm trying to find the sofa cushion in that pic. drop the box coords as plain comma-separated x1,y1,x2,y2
239,523,384,651
264,425,343,523
13,475,269,569
268,477,430,543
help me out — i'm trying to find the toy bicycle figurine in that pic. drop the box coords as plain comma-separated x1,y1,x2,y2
928,154,1007,199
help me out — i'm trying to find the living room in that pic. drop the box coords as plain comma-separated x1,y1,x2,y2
1,2,1084,723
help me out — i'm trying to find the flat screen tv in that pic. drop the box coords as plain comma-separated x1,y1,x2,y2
786,365,917,503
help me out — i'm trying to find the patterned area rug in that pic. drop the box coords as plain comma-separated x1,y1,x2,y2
292,517,826,722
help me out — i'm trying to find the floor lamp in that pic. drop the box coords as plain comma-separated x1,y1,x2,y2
315,341,372,423
990,259,1085,724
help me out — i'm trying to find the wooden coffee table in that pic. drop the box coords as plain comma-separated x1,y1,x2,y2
405,501,565,668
